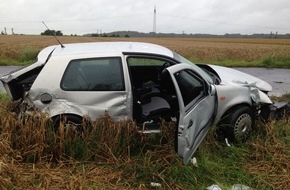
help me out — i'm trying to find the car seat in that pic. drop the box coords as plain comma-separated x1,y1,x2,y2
133,81,172,130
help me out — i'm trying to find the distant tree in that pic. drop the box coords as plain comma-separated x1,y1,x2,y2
1,31,5,35
55,30,63,36
41,29,54,35
125,34,130,38
109,34,120,37
41,29,63,36
91,33,99,37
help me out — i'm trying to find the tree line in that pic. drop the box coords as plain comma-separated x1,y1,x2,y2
41,29,63,36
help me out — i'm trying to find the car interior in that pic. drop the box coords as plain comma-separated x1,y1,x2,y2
127,57,179,130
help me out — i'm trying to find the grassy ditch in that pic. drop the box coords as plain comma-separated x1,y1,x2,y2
201,54,290,68
0,46,39,66
0,97,289,189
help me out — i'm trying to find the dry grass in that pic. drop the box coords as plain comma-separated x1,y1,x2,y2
245,119,290,189
0,97,289,189
0,158,128,189
1,35,290,66
0,112,140,163
0,100,178,189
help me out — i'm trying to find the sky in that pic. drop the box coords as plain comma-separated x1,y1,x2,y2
0,0,289,35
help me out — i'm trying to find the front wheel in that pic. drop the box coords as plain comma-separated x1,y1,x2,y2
217,106,254,142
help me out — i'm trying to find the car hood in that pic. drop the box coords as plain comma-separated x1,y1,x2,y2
207,65,272,92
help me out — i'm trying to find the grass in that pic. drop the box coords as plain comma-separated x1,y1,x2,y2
0,46,39,66
0,35,290,68
0,92,9,100
261,54,290,68
0,97,289,189
17,47,39,63
271,94,290,102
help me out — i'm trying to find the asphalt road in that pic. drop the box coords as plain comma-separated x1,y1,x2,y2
0,66,24,92
235,67,290,96
0,66,290,96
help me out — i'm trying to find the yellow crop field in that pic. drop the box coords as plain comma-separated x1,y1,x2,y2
1,35,290,67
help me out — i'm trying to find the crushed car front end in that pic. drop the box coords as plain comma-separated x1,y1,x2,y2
197,64,272,142
197,64,272,122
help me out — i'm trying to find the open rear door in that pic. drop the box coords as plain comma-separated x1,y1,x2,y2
166,63,216,164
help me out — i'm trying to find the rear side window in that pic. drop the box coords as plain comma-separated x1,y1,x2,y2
61,57,125,91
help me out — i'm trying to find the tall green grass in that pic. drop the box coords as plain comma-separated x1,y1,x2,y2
258,52,290,68
0,47,39,66
18,47,39,63
0,56,20,66
191,54,290,68
0,92,9,100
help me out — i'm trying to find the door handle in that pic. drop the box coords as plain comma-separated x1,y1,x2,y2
188,120,193,129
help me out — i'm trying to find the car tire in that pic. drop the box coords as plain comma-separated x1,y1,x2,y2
217,106,254,143
51,115,90,136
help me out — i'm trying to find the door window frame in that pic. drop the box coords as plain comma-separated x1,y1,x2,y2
172,69,208,114
60,57,125,91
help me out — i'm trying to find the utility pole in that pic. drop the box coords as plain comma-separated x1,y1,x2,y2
4,27,7,35
12,28,14,35
153,6,156,36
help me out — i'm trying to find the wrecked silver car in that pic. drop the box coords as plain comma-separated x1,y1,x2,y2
0,42,272,164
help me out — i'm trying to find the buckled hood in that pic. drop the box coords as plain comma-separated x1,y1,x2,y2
208,65,272,92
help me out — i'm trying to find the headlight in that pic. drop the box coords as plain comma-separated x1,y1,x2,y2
250,87,272,104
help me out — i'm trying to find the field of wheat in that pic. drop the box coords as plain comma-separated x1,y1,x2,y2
1,35,290,67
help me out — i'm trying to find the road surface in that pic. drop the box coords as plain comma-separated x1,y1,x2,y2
235,67,290,96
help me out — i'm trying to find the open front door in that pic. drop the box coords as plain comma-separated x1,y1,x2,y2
166,63,216,164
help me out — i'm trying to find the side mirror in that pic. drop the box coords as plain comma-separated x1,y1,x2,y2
208,84,216,96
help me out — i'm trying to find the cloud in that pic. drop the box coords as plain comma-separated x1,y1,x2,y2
0,0,289,35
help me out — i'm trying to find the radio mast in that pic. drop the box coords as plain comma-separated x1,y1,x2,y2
153,6,156,35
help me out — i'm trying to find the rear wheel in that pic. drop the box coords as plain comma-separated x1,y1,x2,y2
217,106,254,142
51,114,90,136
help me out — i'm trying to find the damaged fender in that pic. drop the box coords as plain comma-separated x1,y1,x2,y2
250,86,272,104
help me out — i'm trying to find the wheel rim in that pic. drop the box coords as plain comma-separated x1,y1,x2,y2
234,113,252,141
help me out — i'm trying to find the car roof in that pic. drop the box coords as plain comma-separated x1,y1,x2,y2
45,42,174,58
